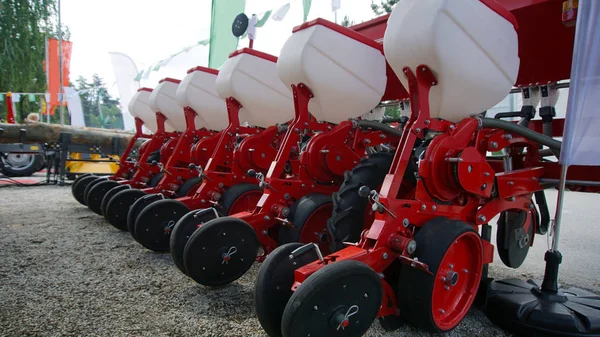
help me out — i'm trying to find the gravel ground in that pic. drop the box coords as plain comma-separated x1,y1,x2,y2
1,183,599,337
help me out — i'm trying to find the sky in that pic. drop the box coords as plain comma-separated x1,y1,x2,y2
61,0,381,97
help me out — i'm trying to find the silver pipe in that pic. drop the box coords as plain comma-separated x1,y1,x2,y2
539,178,600,187
551,166,569,252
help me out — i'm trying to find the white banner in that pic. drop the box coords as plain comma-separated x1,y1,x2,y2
560,0,600,166
64,86,85,127
272,3,291,21
332,0,341,11
109,52,140,131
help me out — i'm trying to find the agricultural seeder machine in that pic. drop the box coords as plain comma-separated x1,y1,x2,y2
69,0,600,336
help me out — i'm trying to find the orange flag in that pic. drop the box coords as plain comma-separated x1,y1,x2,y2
45,38,73,108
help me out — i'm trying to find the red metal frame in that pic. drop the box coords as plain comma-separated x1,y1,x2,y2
170,96,286,212
129,107,220,196
220,82,399,260
290,62,600,325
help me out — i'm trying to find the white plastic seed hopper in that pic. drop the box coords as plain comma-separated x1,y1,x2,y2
129,88,177,133
177,66,229,131
149,78,194,132
383,0,520,121
277,18,387,124
216,48,295,128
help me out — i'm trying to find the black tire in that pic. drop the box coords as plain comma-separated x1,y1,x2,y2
327,152,397,252
397,217,482,333
84,177,109,206
72,175,98,205
281,260,383,337
87,180,120,215
134,199,190,252
175,177,203,197
220,183,262,215
0,153,43,177
101,184,130,217
183,217,259,286
147,172,164,187
127,193,163,238
105,189,147,231
277,193,332,246
255,242,319,337
170,208,219,274
71,173,94,194
146,150,160,164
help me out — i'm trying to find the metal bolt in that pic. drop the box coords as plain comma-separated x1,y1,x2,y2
484,172,490,176
432,205,437,211
264,216,271,221
262,230,268,235
314,306,318,311
402,218,409,227
449,264,454,269
364,293,368,298
508,197,516,201
382,253,388,260
481,183,487,189
365,139,371,144
449,125,455,130
416,128,421,133
379,134,386,139
463,269,469,273
407,240,417,254
284,193,291,200
425,119,430,124
490,141,498,149
504,134,513,140
528,203,534,209
508,181,514,186
421,204,426,211
478,214,487,223
439,309,445,314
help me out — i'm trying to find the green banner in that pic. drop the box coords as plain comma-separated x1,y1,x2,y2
302,0,312,22
208,0,247,69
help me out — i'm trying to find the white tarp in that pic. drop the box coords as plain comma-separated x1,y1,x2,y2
109,52,140,131
560,0,600,166
65,86,85,127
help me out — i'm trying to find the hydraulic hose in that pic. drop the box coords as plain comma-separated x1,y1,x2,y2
478,117,562,151
356,120,404,138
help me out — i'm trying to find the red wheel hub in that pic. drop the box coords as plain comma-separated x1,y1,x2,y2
431,231,483,330
228,190,263,214
298,203,334,255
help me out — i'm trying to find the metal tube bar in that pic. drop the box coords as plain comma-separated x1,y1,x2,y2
539,178,600,187
551,165,569,252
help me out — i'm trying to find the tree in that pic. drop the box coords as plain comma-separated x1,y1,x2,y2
0,0,69,122
73,74,124,129
341,15,354,27
371,0,400,15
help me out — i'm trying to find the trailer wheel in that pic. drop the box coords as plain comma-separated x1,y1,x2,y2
134,199,190,252
175,177,204,197
277,193,332,254
169,183,261,275
87,180,120,215
127,193,162,238
147,172,164,187
220,183,263,215
83,177,109,206
281,260,382,337
398,217,483,333
72,175,97,205
255,242,319,337
0,153,43,177
183,217,259,286
326,152,397,252
101,184,130,216
105,189,147,231
170,208,219,274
